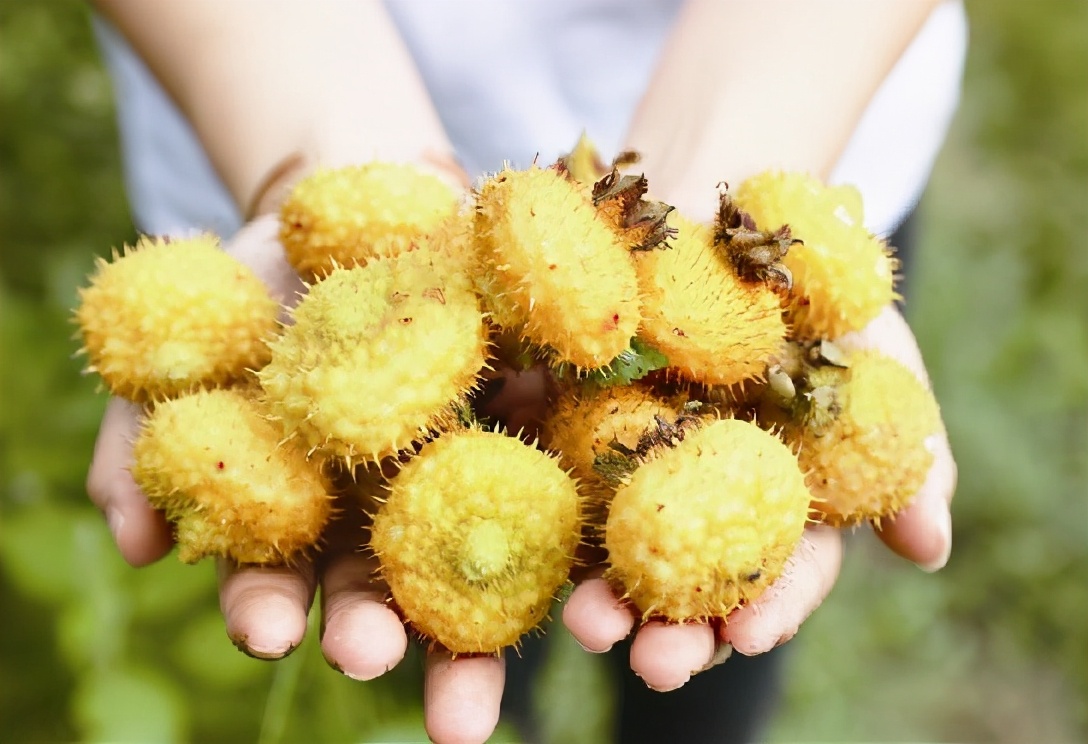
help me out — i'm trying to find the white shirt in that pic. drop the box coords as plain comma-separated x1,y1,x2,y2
93,0,967,239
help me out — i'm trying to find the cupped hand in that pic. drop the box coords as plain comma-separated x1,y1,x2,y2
563,303,956,689
84,214,506,744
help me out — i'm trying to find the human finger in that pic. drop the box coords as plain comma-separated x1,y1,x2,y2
319,552,408,680
423,649,505,744
477,364,550,440
562,576,637,653
874,428,957,571
217,558,316,659
723,525,843,656
629,620,718,692
85,396,173,567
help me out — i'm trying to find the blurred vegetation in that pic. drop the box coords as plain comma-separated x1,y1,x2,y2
1,0,1085,742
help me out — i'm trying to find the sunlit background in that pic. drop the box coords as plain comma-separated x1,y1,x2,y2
1,1,1085,742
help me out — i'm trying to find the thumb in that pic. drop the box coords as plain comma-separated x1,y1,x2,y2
85,397,173,566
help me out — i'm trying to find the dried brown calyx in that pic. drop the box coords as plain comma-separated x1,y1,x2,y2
592,168,676,251
763,339,850,433
714,188,799,292
592,402,705,486
556,133,640,186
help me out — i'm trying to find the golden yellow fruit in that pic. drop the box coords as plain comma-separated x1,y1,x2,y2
635,212,787,387
131,388,332,564
74,235,280,402
370,429,582,654
734,171,896,340
605,418,811,622
258,247,488,466
474,164,641,370
774,348,942,526
280,162,460,279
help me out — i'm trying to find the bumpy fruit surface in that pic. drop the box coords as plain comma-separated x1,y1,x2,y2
635,213,787,387
773,349,942,526
474,165,640,369
370,429,582,654
734,171,895,340
131,388,332,564
280,162,460,279
74,235,280,402
605,418,811,622
258,247,487,465
541,383,683,498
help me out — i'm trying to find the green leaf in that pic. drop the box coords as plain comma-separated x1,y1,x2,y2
584,338,669,388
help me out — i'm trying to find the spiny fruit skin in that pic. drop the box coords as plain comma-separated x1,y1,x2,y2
733,171,896,340
257,247,488,465
540,383,683,500
474,164,641,370
635,212,787,387
777,349,942,527
605,418,811,622
370,429,582,654
131,388,332,564
279,162,460,279
74,235,280,402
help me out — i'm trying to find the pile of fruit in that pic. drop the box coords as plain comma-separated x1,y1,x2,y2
74,138,941,655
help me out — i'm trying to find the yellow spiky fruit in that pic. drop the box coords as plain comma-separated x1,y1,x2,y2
771,349,942,527
74,235,280,402
257,247,488,466
131,388,332,564
635,212,788,387
540,383,685,498
605,418,811,622
370,429,582,654
279,162,460,279
733,171,896,340
474,164,640,370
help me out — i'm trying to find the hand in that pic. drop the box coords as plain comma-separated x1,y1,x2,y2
562,304,957,690
84,214,507,744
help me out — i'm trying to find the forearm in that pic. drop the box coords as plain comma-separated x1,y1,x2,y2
92,0,463,215
625,0,944,221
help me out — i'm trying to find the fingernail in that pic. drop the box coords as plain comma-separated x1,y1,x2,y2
106,507,124,543
232,636,297,660
574,639,612,654
918,502,952,573
639,672,689,693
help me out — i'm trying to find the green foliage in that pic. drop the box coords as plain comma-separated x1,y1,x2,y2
583,338,670,388
1,0,1085,742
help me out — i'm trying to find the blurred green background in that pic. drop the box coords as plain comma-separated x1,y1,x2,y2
1,1,1085,742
